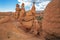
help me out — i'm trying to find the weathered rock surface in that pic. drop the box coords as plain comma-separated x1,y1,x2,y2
14,4,20,19
0,20,42,40
42,0,60,38
18,3,36,30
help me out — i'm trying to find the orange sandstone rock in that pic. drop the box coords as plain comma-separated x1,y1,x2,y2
42,0,60,37
18,3,25,20
14,4,20,19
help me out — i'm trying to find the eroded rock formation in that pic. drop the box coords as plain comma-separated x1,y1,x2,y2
14,4,21,19
22,3,36,28
18,3,25,20
42,0,60,39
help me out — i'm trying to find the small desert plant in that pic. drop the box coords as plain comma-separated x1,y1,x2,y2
36,16,43,20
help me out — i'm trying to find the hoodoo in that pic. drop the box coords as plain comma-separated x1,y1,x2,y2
15,4,20,19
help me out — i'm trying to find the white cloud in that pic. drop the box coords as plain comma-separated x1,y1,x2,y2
17,0,50,11
35,1,50,11
18,0,32,10
18,0,31,7
18,0,22,2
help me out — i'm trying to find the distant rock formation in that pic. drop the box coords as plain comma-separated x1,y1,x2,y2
14,4,21,19
24,3,36,21
15,3,41,35
16,3,36,29
42,0,60,39
18,3,25,21
31,4,36,16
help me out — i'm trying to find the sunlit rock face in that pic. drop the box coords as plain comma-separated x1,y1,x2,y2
20,3,36,29
24,4,36,21
14,4,20,19
18,3,25,21
42,0,60,37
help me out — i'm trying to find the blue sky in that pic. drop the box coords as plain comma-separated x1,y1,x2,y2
0,0,51,12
